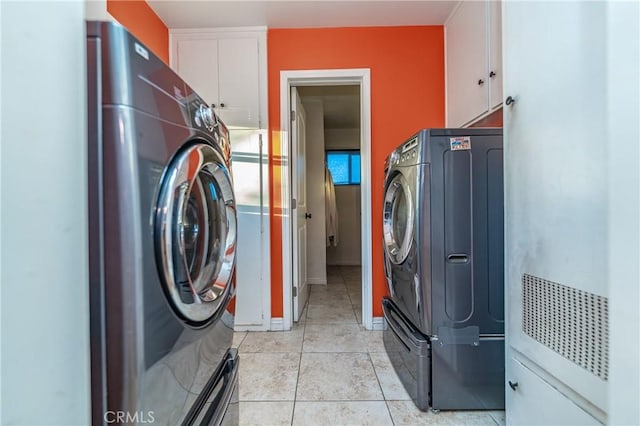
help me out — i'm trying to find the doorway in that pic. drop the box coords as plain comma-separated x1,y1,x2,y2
279,69,373,330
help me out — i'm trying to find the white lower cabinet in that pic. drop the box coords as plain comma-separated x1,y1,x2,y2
506,356,601,425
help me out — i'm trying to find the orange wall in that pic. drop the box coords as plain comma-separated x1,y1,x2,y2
107,0,169,64
268,27,445,318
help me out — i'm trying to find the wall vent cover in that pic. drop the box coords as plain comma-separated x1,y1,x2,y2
522,273,609,381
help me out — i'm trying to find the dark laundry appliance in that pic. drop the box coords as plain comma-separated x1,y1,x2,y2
87,21,238,425
382,128,505,411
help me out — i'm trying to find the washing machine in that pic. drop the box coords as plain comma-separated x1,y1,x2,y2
87,22,238,425
382,128,505,411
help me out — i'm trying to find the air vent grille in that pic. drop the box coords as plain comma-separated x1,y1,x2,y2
522,274,609,381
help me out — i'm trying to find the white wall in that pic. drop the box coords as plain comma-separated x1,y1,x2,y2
302,99,327,284
1,1,90,425
325,128,361,266
231,129,271,330
326,186,362,266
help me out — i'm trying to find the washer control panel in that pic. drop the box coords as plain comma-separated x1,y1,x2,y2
186,92,222,145
195,104,218,131
390,137,420,166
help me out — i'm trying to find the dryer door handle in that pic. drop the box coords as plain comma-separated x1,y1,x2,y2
447,254,469,263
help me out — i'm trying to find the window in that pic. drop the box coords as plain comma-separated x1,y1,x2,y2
326,150,361,185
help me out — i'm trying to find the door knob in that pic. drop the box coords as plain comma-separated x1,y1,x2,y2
305,213,312,219
220,103,226,108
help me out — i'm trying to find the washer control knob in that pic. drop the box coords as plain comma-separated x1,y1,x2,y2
390,151,399,165
199,104,218,131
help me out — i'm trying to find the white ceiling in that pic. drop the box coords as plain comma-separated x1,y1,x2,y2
147,1,458,29
298,85,360,129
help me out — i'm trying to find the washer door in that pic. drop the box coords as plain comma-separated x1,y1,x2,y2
155,142,237,327
383,171,414,265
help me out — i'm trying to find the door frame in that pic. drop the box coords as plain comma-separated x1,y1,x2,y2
279,68,373,330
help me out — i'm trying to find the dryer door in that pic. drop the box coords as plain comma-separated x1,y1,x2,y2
155,142,237,327
383,171,415,265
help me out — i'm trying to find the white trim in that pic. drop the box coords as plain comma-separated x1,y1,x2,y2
307,278,328,285
359,70,374,331
170,26,268,35
280,68,374,331
372,317,387,331
233,324,269,332
270,318,285,331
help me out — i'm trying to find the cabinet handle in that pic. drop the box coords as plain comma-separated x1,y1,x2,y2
489,71,496,78
505,96,516,106
211,103,216,109
478,79,485,86
508,381,519,391
305,213,312,219
220,103,226,108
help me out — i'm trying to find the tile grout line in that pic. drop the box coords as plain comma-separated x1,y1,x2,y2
290,296,310,425
341,266,397,424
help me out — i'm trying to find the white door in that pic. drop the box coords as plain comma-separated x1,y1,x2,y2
291,87,309,322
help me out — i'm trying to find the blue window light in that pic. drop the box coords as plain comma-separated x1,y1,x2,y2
326,150,361,185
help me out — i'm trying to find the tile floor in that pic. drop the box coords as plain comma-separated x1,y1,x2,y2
233,266,506,426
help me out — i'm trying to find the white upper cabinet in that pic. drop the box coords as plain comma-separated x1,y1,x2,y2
445,0,502,127
175,38,220,108
217,38,261,129
171,29,266,129
488,0,502,110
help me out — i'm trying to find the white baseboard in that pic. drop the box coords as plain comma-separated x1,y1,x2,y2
233,324,270,332
307,278,327,285
270,318,285,331
372,316,387,331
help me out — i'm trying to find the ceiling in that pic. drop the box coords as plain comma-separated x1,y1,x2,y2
147,1,458,29
298,85,360,129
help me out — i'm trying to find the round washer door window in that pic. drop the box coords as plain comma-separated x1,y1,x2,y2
155,142,237,326
383,172,414,265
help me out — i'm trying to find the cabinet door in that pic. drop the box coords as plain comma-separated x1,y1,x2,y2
175,39,219,107
446,1,489,127
217,38,260,129
503,0,609,415
506,357,600,425
488,0,502,109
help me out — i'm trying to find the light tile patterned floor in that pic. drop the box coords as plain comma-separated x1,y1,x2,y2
234,266,506,426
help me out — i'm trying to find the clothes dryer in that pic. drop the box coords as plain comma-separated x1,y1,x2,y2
382,128,505,411
87,21,238,425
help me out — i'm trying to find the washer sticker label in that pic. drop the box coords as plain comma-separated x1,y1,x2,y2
450,136,471,151
134,43,149,60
